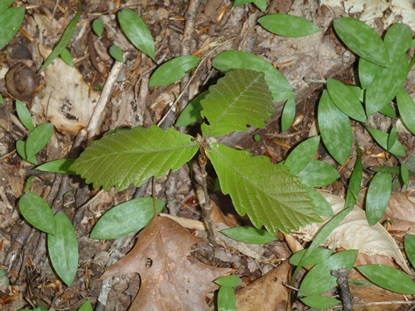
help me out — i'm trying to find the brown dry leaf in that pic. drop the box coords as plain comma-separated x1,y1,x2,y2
235,260,291,311
38,44,99,134
100,216,230,311
295,192,412,274
380,192,415,234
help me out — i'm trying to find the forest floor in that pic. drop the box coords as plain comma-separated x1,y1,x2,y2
1,0,415,310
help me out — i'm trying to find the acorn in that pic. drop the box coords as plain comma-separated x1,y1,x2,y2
5,63,39,101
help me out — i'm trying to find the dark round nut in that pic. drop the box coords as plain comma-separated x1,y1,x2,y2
5,63,39,101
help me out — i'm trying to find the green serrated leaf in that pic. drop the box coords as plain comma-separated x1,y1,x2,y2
258,14,320,37
220,226,276,244
284,136,320,175
212,50,294,101
60,47,74,67
299,250,358,296
175,91,207,127
365,53,408,115
333,17,388,67
0,6,25,50
404,235,415,269
327,79,366,122
290,248,333,266
387,125,397,151
25,123,54,165
18,192,55,235
71,125,198,190
109,44,123,62
39,0,81,72
215,275,242,287
300,295,340,309
365,126,406,157
318,90,352,165
281,98,296,132
384,23,412,62
118,8,155,62
356,264,415,294
201,69,273,137
233,0,267,11
92,18,104,36
15,100,34,131
308,188,333,216
297,160,340,188
149,55,200,87
397,88,415,135
78,300,93,311
90,198,164,239
366,172,392,226
47,211,78,286
207,143,321,234
35,158,76,174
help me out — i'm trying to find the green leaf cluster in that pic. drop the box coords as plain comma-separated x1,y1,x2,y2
72,69,321,234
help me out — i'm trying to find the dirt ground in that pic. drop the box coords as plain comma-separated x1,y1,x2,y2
1,0,415,310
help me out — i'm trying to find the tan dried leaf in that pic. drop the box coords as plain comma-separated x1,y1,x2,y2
39,44,99,134
100,216,230,311
295,191,411,274
235,260,291,311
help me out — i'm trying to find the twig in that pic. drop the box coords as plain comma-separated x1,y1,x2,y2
331,268,353,311
87,60,124,143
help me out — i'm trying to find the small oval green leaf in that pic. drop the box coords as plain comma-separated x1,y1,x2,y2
387,125,397,151
358,58,382,89
258,14,320,37
308,188,333,216
365,126,406,157
318,90,352,165
217,286,236,311
297,160,340,187
400,161,409,189
327,79,366,122
35,158,76,174
333,17,388,67
212,50,294,101
366,172,392,226
234,0,267,11
300,296,340,309
290,248,333,266
149,55,200,87
175,91,207,127
60,47,74,67
25,123,54,164
365,54,408,115
118,8,155,62
90,198,164,239
16,100,34,131
281,98,296,132
384,23,412,62
18,192,56,235
404,235,415,269
397,88,415,135
109,44,123,62
356,264,415,294
0,7,25,50
92,18,104,36
78,300,93,311
16,140,27,160
220,226,276,244
48,211,78,286
284,136,320,175
215,275,242,287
